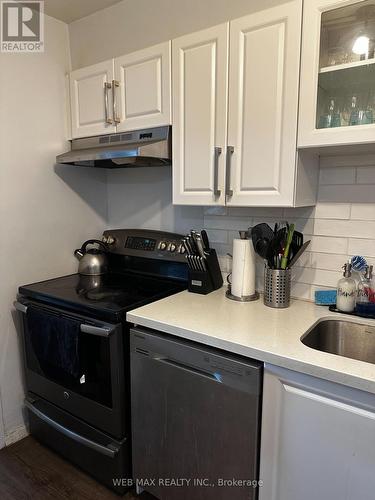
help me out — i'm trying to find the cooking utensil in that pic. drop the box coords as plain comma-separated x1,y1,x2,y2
281,224,295,269
251,223,274,259
290,230,303,260
267,227,286,268
288,240,311,268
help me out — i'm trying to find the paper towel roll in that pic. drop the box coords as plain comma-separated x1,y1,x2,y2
231,238,256,298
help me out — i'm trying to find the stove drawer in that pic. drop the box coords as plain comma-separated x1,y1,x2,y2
26,394,131,494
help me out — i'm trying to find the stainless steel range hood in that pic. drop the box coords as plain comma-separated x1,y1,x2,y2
56,126,171,168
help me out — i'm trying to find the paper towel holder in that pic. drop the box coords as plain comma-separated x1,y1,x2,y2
226,284,259,302
225,239,259,302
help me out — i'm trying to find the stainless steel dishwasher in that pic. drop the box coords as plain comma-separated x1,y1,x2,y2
130,327,263,500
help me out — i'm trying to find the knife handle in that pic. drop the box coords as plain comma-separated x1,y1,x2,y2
201,230,210,250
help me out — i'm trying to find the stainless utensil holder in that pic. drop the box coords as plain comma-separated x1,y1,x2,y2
264,266,291,308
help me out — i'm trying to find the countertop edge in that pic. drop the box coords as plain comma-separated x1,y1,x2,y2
127,311,375,395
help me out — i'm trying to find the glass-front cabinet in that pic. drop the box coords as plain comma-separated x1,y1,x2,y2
299,0,375,148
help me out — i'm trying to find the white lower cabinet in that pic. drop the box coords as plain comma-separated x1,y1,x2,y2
259,364,375,500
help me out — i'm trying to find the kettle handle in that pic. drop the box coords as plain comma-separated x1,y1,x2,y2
80,239,108,253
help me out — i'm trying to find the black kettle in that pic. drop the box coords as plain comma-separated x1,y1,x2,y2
74,240,108,276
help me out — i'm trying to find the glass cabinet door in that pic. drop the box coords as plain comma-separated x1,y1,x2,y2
299,0,375,148
317,0,375,130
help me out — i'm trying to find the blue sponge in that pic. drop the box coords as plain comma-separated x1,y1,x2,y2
315,290,337,305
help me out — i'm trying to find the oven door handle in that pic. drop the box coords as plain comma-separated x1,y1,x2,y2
80,324,115,337
14,301,28,314
15,302,115,338
24,398,119,458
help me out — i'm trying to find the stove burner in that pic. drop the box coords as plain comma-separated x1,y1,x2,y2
83,289,126,302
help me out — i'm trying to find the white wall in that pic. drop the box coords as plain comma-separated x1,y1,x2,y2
0,15,107,447
107,167,202,233
203,163,375,301
69,0,289,69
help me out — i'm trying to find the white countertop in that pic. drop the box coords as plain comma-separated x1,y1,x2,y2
127,288,375,394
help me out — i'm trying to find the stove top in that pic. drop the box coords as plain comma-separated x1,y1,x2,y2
18,229,189,322
19,272,186,322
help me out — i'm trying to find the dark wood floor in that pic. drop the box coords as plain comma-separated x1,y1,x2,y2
0,436,153,500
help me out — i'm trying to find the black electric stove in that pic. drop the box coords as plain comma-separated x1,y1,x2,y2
19,271,186,323
15,229,188,494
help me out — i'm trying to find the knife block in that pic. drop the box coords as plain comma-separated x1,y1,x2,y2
188,249,223,295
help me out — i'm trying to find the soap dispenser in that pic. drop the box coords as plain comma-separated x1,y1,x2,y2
356,265,374,314
336,262,356,313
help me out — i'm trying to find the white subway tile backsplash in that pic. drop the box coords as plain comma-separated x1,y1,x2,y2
283,206,315,219
228,207,283,218
314,219,375,239
351,204,375,221
203,206,227,216
356,166,375,185
314,202,351,220
310,252,348,271
309,236,348,254
291,282,312,300
348,239,375,258
203,216,252,231
318,184,375,203
319,167,355,185
205,229,228,244
203,165,375,302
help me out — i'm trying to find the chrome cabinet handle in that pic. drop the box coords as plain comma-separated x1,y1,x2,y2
225,146,234,198
112,80,120,124
24,398,119,458
213,147,222,197
104,82,113,124
80,324,115,338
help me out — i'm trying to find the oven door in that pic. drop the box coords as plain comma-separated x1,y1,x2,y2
15,299,127,439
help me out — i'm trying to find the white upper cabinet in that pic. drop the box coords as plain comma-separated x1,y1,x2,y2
69,42,171,139
70,60,116,139
299,0,375,148
172,24,229,205
260,365,375,500
227,2,303,206
172,0,317,207
115,42,171,132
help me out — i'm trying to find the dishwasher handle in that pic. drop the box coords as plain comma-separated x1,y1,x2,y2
152,356,222,383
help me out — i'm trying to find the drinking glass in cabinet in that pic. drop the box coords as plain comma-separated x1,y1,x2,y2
316,0,375,130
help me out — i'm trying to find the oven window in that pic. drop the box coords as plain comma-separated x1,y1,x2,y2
24,307,112,407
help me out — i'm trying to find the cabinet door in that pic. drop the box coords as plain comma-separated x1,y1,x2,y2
70,60,116,139
259,365,375,500
227,1,302,207
172,24,229,206
114,42,171,132
299,0,375,148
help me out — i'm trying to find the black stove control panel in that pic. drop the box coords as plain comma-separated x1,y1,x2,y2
102,229,186,262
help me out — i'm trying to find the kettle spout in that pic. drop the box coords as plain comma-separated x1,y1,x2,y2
74,249,84,260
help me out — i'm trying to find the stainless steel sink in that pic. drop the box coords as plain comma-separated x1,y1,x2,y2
301,319,375,365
